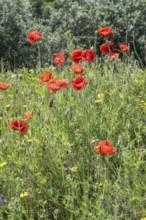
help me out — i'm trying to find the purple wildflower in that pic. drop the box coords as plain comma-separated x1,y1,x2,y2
101,201,107,208
139,169,145,174
0,196,7,203
63,164,70,169
141,118,146,123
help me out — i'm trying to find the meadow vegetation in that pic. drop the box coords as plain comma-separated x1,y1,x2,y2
1,51,146,219
0,1,146,220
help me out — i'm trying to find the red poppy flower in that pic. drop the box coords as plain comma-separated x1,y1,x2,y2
119,44,129,52
72,76,88,91
100,42,115,55
39,72,53,84
98,26,114,38
94,140,117,156
0,83,10,90
27,31,43,45
24,112,32,121
82,49,95,62
8,119,28,136
71,64,85,74
54,52,66,68
110,52,120,60
46,78,69,92
71,49,83,64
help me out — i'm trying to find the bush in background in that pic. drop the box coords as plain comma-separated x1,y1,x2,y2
0,0,53,69
0,0,146,69
95,0,146,67
0,0,34,68
41,0,146,67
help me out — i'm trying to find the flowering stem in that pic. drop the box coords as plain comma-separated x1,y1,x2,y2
37,44,41,73
94,35,97,54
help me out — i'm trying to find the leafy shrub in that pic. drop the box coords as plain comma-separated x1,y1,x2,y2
95,0,146,67
0,0,34,68
0,0,53,69
42,0,98,49
41,0,146,67
0,0,98,69
0,0,146,68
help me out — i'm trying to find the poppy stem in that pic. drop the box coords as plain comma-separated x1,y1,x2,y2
37,44,41,73
93,35,97,54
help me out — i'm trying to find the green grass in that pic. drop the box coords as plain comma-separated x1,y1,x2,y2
0,59,146,220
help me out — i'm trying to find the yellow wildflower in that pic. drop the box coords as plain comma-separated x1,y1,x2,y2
6,104,10,109
27,139,32,143
70,166,78,172
99,182,103,187
141,218,146,220
20,192,29,198
139,101,146,107
95,93,104,104
0,162,7,167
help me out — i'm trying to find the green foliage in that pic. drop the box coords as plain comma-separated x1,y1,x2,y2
0,0,34,68
32,0,146,67
29,0,55,18
41,0,146,67
0,0,146,68
95,0,146,67
42,0,98,48
0,0,54,69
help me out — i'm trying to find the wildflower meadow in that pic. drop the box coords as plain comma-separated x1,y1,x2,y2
0,22,146,220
